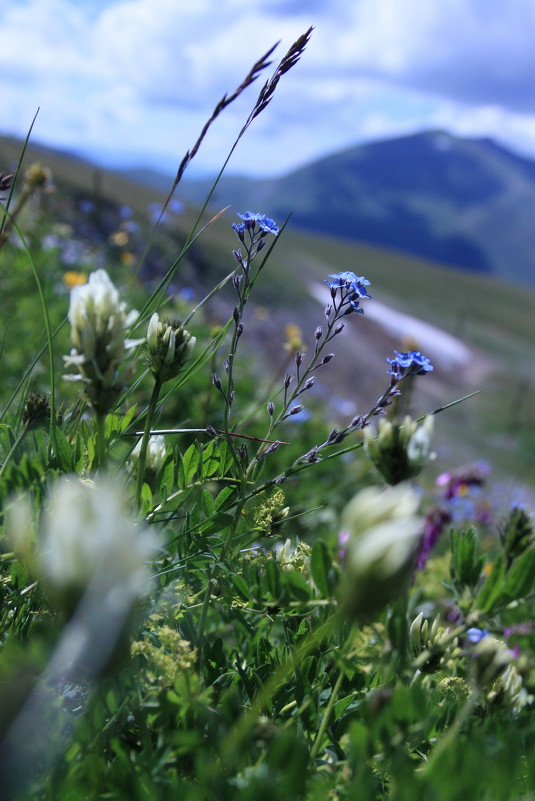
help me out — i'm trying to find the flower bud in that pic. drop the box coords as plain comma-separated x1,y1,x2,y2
340,483,422,617
364,415,434,485
146,312,195,383
472,636,515,687
410,612,458,673
129,435,167,475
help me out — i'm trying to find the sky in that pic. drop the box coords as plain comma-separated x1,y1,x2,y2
2,0,535,178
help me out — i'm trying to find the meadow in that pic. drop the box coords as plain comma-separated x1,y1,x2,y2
1,29,535,801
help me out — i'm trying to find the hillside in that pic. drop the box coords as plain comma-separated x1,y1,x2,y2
1,134,534,503
171,130,535,288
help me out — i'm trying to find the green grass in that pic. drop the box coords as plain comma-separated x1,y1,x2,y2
2,134,534,494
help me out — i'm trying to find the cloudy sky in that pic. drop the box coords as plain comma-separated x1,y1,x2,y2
2,0,535,178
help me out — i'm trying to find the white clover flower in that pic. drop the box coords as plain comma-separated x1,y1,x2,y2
129,434,167,474
40,476,159,607
64,269,141,412
341,483,423,616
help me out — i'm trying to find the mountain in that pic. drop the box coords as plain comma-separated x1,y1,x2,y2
170,130,535,287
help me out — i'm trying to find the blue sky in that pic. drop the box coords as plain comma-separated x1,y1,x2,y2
2,0,535,177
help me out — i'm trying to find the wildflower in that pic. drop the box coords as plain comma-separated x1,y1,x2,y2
129,435,167,475
63,270,88,289
416,505,452,570
273,538,311,574
471,636,516,687
132,627,196,688
233,211,279,236
24,163,53,192
21,392,52,430
487,662,532,714
146,312,196,383
409,612,458,673
337,529,350,561
39,476,159,612
466,627,489,644
63,269,141,413
386,350,433,380
325,271,371,314
364,415,435,485
340,483,422,617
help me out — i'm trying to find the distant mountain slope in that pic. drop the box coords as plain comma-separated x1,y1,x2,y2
172,131,535,287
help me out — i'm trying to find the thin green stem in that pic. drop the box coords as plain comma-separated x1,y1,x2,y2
422,689,479,773
135,378,162,511
309,668,345,762
196,500,245,661
222,611,343,768
0,426,29,481
95,412,106,472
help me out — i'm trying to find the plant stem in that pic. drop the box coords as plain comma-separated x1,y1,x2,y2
0,426,29,481
135,378,162,511
422,690,479,773
95,412,106,472
196,500,245,662
309,668,345,762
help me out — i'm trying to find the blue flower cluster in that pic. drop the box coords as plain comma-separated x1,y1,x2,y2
325,271,371,314
232,211,279,236
386,350,434,380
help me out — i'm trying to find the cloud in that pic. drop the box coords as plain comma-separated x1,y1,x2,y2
329,0,535,113
2,0,535,178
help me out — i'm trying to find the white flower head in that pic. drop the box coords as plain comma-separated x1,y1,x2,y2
129,434,167,474
341,483,423,617
64,269,141,412
40,476,159,607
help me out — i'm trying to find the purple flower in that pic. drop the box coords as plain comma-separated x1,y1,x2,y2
387,350,433,380
337,529,350,562
416,506,452,570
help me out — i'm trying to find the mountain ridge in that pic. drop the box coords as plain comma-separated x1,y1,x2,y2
164,130,535,287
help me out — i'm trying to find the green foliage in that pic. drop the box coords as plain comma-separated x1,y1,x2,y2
1,30,535,801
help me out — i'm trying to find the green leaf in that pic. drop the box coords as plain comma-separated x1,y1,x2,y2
334,693,358,720
214,485,236,511
310,540,332,598
180,443,200,487
450,528,485,589
201,489,215,517
140,482,153,516
476,554,506,612
503,548,535,602
203,439,222,478
73,432,85,473
231,574,251,601
284,569,312,601
52,424,72,472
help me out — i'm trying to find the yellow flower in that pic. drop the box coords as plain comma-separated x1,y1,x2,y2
63,271,88,288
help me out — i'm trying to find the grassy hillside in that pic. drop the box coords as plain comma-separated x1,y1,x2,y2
2,134,534,501
175,131,535,288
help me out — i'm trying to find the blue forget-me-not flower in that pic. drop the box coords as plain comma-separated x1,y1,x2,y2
325,271,371,314
387,350,434,380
